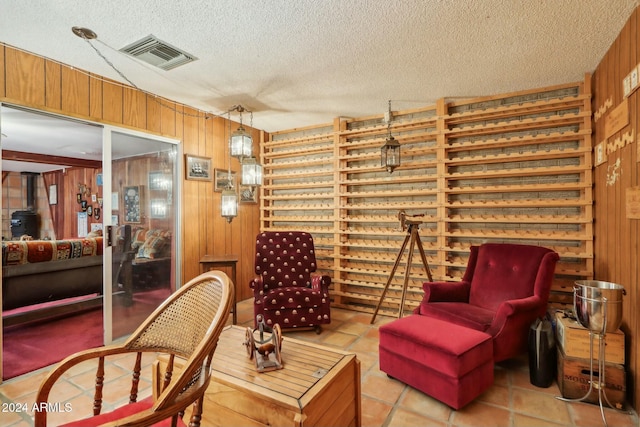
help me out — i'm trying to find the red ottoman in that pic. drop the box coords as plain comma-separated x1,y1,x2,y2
379,315,494,409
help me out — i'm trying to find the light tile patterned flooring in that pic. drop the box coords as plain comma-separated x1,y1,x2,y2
0,298,638,427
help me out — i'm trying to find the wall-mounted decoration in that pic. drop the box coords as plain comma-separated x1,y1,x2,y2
96,173,103,186
150,199,168,218
594,97,613,122
94,207,101,220
604,99,629,139
185,154,212,181
87,205,93,216
214,169,236,192
81,200,88,211
111,192,119,210
239,185,257,204
594,142,607,167
607,129,634,155
149,170,172,190
123,185,142,223
78,212,88,237
49,184,57,205
626,187,640,219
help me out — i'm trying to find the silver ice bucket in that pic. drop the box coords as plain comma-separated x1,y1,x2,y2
574,280,625,333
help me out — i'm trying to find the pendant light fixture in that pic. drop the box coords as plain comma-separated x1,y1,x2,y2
221,111,238,223
230,105,253,160
381,100,400,173
241,155,263,186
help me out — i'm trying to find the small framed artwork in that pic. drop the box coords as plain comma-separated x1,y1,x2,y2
150,199,168,218
149,170,171,190
111,192,119,210
185,154,212,181
214,169,236,192
595,141,607,167
239,185,257,204
49,184,57,205
123,185,142,223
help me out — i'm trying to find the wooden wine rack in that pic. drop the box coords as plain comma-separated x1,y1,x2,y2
261,77,593,316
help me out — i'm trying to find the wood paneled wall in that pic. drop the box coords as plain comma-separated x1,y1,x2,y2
591,6,640,410
0,43,261,304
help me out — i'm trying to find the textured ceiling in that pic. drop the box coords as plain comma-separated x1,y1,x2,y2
0,0,637,133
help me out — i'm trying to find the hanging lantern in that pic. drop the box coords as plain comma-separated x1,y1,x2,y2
241,156,263,186
380,100,400,173
221,185,238,223
381,135,400,173
230,124,253,159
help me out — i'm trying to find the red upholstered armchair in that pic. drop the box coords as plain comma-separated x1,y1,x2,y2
250,231,331,332
415,243,559,362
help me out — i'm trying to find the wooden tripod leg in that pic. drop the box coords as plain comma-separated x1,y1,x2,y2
370,231,411,324
397,226,418,319
414,229,433,282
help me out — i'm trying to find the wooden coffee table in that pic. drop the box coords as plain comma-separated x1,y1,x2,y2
154,325,361,426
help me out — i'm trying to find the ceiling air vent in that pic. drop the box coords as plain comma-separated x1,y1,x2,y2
119,35,197,71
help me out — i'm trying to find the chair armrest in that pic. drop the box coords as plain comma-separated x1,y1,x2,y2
311,274,331,292
487,295,543,336
415,280,471,315
34,345,132,426
422,280,471,302
250,276,264,299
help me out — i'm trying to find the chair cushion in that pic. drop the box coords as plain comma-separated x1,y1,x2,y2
263,286,326,309
60,396,186,427
417,301,494,332
468,243,552,311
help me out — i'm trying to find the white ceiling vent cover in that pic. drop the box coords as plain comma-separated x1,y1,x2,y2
119,35,198,71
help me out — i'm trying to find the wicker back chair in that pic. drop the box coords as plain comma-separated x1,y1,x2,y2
34,270,234,427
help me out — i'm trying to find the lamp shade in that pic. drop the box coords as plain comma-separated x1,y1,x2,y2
381,136,401,173
230,125,253,159
241,156,263,186
221,187,238,223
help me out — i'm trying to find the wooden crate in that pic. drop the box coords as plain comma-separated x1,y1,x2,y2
555,312,625,364
557,348,626,409
154,325,361,427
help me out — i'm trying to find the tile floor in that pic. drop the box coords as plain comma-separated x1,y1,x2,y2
0,298,638,427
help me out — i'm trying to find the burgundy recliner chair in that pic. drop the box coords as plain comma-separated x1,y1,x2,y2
250,231,331,333
415,243,560,362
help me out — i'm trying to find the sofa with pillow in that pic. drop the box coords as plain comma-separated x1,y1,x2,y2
2,236,105,325
128,227,172,290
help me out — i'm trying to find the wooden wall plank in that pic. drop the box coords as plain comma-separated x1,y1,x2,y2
102,79,123,124
123,87,146,129
88,73,103,119
146,93,162,133
0,44,5,98
61,66,90,116
44,60,61,110
591,6,640,410
160,98,177,137
5,47,45,106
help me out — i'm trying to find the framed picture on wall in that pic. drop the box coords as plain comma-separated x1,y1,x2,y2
185,154,212,181
49,184,57,205
123,185,142,223
214,169,236,192
239,185,257,204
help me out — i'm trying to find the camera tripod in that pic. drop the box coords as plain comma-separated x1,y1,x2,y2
371,212,433,324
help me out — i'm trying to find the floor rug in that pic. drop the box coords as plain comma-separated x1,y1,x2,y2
2,308,103,380
2,287,171,380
